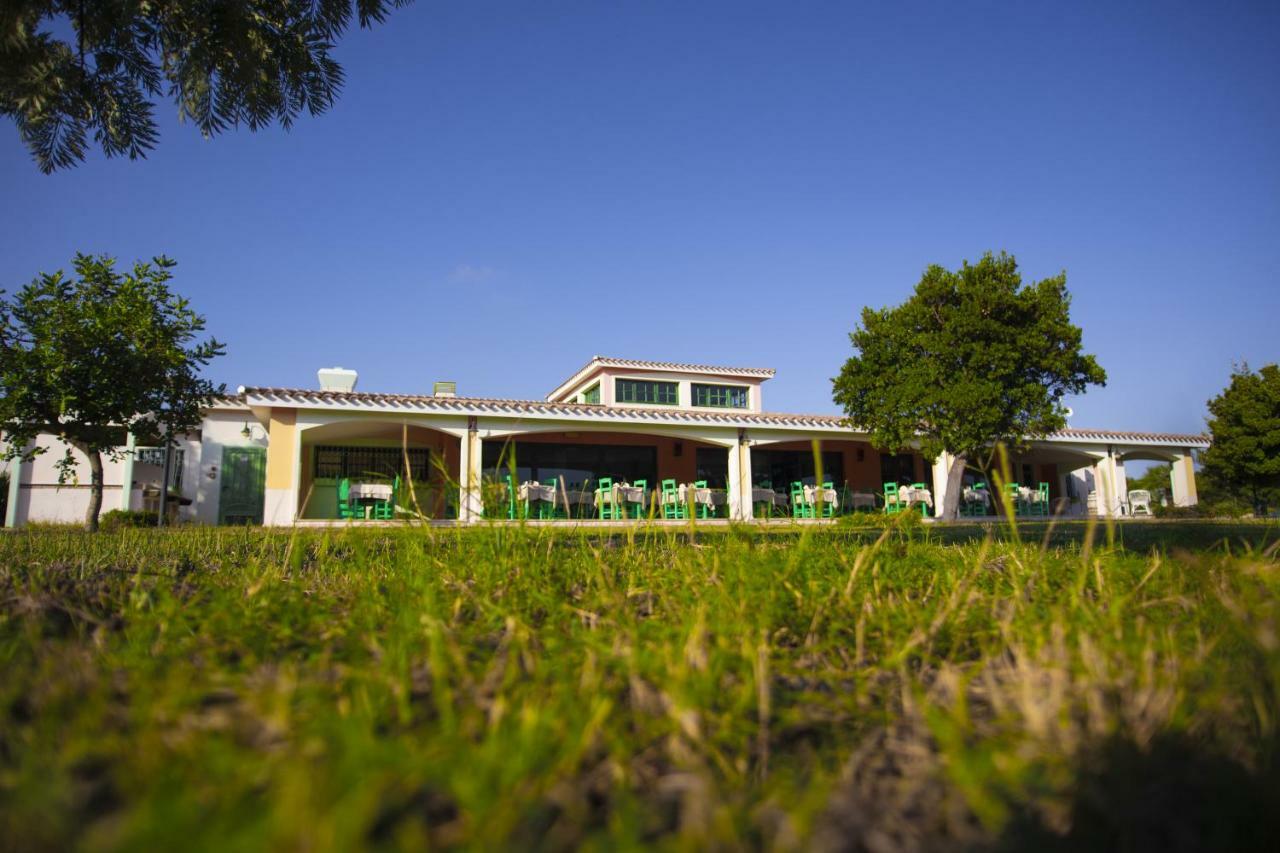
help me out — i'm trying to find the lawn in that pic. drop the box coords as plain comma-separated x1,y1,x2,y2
1,520,1278,850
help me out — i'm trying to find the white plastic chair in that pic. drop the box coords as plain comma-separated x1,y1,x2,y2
1128,489,1153,517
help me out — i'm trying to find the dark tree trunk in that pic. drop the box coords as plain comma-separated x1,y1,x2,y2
85,448,103,532
941,452,968,520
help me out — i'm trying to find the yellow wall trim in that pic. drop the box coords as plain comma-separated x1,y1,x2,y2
265,409,298,490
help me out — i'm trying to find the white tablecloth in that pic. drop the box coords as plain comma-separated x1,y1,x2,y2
349,483,393,501
598,483,644,504
963,488,991,506
846,491,878,510
519,482,556,503
751,488,778,504
899,486,933,507
667,484,725,508
803,485,839,509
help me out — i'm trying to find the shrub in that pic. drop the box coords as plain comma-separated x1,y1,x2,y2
99,509,160,531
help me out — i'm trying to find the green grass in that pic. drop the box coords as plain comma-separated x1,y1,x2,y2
2,520,1279,850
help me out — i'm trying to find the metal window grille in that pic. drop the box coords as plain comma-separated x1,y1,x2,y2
313,446,431,481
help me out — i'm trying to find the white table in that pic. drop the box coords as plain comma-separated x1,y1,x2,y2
963,488,991,507
349,482,393,501
598,483,645,505
519,482,556,504
846,491,878,510
804,485,840,510
751,488,778,505
899,485,933,509
349,482,393,519
666,484,726,509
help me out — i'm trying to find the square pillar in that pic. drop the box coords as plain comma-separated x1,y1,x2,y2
728,431,753,521
458,418,484,522
4,443,22,528
263,409,299,526
119,430,137,511
1171,451,1198,507
931,451,955,519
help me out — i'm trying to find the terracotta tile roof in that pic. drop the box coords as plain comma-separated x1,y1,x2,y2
238,386,1209,447
1051,427,1209,446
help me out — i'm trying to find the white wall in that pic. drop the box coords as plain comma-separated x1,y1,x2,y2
192,409,269,524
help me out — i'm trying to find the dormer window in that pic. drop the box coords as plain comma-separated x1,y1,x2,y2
581,383,601,404
692,383,749,409
616,378,678,405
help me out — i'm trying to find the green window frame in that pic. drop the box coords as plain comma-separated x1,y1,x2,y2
581,383,601,404
615,378,678,405
691,383,749,409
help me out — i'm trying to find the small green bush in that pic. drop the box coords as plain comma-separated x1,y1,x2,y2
98,509,160,531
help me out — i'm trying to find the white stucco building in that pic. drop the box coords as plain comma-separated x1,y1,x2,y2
3,356,1206,527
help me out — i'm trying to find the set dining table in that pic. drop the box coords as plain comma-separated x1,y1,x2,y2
348,482,394,518
898,484,934,509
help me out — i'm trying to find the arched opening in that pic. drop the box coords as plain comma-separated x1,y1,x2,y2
297,420,460,520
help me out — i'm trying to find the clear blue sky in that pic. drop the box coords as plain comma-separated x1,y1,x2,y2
3,1,1277,437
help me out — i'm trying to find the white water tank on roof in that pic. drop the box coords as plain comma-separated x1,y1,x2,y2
318,367,358,392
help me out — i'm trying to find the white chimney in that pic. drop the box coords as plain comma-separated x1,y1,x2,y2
318,367,358,392
433,381,457,398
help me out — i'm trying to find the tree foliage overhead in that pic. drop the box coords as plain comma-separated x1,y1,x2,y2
832,252,1106,516
1,0,412,173
0,253,224,530
1200,363,1280,514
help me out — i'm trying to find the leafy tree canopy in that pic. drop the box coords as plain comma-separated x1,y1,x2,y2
1200,363,1280,514
0,253,224,530
832,251,1106,517
2,0,412,173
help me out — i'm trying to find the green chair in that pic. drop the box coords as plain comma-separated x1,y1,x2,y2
1034,482,1050,517
910,482,929,515
373,475,400,520
961,482,986,517
1004,482,1024,516
504,473,525,520
818,481,836,518
596,477,617,520
692,479,714,518
883,482,902,515
541,477,561,519
628,479,648,519
661,479,684,519
754,479,774,518
791,481,810,519
337,478,362,520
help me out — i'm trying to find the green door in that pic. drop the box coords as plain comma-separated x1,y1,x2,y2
219,446,266,525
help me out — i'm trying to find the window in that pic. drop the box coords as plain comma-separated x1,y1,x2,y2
615,378,678,405
692,383,748,408
482,442,657,490
135,447,184,491
581,383,601,404
312,445,431,481
879,452,917,487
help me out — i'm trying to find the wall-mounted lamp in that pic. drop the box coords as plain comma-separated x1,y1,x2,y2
673,441,683,457
240,422,263,441
857,448,865,462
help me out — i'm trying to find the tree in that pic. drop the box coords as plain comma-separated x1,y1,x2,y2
2,0,411,173
832,251,1107,519
1200,364,1280,516
0,254,224,531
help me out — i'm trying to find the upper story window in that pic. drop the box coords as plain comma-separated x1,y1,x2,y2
581,383,601,404
616,378,678,405
692,383,748,408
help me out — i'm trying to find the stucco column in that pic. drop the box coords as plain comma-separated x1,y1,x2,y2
1091,451,1116,517
119,430,136,511
728,430,753,521
1113,455,1129,515
5,444,22,528
1170,450,1198,507
263,408,299,526
458,417,483,523
931,451,954,519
